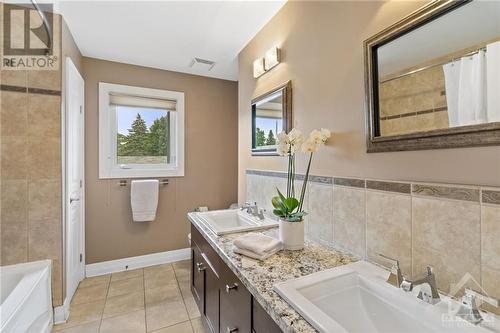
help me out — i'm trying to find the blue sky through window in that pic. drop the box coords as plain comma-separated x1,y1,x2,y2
255,117,282,137
117,106,167,135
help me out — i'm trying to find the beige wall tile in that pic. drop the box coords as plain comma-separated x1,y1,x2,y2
0,69,27,86
1,136,27,179
28,179,61,221
333,186,365,258
412,197,480,294
52,258,63,305
28,70,61,91
27,94,61,137
306,182,333,246
481,205,500,272
27,217,63,304
28,218,61,260
1,220,28,264
1,91,27,137
482,267,500,315
366,191,411,276
27,136,60,179
481,204,500,314
1,179,27,220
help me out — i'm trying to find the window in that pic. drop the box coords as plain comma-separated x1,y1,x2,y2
99,83,184,178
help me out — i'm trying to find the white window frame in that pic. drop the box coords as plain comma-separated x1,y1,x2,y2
99,82,185,179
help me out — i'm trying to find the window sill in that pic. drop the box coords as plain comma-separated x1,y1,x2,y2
99,168,184,179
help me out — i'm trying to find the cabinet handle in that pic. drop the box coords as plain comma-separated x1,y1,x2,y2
196,262,205,272
227,327,238,333
225,283,238,293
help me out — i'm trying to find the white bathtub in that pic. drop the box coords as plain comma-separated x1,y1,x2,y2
0,260,53,333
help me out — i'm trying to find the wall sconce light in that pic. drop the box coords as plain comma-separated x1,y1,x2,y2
253,46,281,78
264,46,280,71
253,58,265,78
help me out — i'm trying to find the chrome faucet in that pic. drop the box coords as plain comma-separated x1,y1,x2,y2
379,254,403,288
401,266,441,305
456,288,499,324
241,202,266,220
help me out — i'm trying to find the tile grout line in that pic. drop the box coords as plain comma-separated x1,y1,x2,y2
98,276,111,332
172,264,195,333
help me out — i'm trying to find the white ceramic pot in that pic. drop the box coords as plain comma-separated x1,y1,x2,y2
279,219,304,250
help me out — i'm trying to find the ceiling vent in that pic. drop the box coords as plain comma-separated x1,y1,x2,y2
189,57,216,71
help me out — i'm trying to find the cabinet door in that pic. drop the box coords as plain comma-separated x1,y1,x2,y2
220,268,252,333
252,297,282,333
204,257,220,333
191,246,204,313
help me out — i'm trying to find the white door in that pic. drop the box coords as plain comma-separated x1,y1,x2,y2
66,57,85,302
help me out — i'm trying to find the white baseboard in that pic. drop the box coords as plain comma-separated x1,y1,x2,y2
85,248,191,277
53,296,70,324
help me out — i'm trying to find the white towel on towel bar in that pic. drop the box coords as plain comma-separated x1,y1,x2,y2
131,180,159,222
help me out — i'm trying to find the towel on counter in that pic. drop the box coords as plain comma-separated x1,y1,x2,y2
233,246,281,261
131,180,159,222
233,232,282,260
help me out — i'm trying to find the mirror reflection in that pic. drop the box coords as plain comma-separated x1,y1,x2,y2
251,82,291,155
376,0,500,137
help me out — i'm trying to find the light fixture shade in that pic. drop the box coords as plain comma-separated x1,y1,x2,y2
253,58,265,78
264,46,280,71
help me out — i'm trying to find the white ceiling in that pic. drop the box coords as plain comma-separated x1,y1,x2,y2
56,1,286,81
378,0,500,76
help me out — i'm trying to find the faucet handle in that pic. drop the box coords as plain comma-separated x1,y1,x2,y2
457,289,499,324
378,253,403,288
464,288,499,308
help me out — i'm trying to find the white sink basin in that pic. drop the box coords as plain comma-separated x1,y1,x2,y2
274,261,499,333
194,209,279,235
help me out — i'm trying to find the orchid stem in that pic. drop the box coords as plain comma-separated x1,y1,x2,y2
298,152,313,212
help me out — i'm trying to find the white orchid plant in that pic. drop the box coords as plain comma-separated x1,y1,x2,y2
272,128,331,222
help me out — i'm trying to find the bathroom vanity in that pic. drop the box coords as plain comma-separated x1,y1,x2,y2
188,212,354,333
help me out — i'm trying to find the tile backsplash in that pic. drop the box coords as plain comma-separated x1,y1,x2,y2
245,169,500,314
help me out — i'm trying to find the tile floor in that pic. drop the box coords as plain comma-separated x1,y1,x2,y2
52,260,207,333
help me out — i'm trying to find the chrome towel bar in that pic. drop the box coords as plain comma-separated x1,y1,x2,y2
119,179,169,187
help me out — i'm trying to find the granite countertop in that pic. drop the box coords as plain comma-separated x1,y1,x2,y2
187,212,357,333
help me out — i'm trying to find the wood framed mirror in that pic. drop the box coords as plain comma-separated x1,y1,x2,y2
364,0,500,152
251,81,292,156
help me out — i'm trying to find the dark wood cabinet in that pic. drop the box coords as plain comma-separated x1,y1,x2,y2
204,259,220,333
191,246,205,316
190,224,282,333
252,297,282,333
220,267,252,333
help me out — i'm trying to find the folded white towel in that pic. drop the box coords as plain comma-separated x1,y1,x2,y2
233,246,280,261
233,232,282,257
131,180,159,222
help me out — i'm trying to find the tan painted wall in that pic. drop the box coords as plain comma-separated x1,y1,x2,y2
82,57,238,264
238,1,500,201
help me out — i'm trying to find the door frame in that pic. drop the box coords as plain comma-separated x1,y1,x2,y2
63,57,85,307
